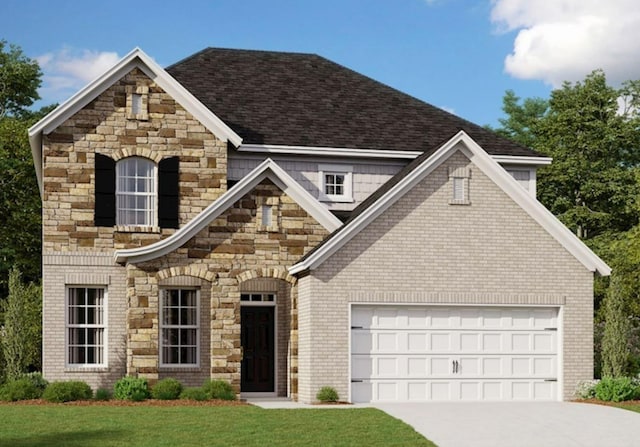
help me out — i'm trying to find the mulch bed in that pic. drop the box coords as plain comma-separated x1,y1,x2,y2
0,399,248,407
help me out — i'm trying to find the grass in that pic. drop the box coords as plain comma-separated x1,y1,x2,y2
611,401,640,413
0,404,436,447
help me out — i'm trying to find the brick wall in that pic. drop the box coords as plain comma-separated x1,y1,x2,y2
297,150,594,402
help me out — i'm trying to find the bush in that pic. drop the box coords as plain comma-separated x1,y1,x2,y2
0,378,42,401
94,388,111,401
42,381,93,403
316,386,339,403
152,378,183,400
575,380,599,399
180,387,208,401
114,376,150,401
594,376,640,402
19,372,48,394
202,379,236,401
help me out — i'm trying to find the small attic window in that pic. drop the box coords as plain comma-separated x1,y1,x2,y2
257,197,279,232
126,85,149,120
449,167,471,205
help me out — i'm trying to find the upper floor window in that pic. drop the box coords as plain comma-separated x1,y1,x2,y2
318,164,353,203
449,166,471,205
95,154,180,229
116,157,157,227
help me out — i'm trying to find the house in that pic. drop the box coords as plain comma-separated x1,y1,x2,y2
28,47,609,403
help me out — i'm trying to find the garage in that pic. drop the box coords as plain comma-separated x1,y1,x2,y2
350,305,560,403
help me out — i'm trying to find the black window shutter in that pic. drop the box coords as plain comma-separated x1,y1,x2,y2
158,156,180,229
94,153,116,227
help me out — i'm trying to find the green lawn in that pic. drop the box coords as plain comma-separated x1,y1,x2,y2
0,404,436,447
612,402,640,413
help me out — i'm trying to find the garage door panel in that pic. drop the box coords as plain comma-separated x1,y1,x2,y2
351,305,559,403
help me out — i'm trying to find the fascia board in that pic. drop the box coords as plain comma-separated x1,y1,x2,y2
115,158,341,264
492,155,552,166
238,144,422,159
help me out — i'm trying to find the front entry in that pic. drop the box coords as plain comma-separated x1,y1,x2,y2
241,306,275,392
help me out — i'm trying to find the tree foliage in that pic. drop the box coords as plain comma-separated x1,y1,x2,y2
0,40,41,118
601,273,632,377
491,90,548,148
0,269,42,381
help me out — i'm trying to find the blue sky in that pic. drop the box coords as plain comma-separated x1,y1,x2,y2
4,0,640,127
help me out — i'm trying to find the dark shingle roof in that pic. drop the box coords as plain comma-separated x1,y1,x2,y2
167,48,541,157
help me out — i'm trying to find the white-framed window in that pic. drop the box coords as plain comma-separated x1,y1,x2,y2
160,289,199,367
241,293,275,303
126,85,149,120
66,287,107,367
452,177,466,201
318,164,353,202
505,167,536,197
116,157,157,227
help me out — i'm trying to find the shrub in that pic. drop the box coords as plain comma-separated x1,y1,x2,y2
594,376,640,402
42,381,93,403
202,379,236,401
19,372,48,394
180,387,208,401
0,378,41,401
114,376,150,401
575,380,599,399
316,386,339,403
94,388,111,401
151,378,183,400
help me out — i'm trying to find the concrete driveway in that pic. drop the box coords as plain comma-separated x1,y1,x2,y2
375,402,640,447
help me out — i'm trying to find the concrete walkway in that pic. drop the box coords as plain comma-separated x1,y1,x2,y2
375,402,640,447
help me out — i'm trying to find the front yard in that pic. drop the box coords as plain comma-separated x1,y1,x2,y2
0,403,436,447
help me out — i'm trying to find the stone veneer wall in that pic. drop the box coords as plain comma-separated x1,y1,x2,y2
42,67,227,252
297,149,594,403
126,180,328,393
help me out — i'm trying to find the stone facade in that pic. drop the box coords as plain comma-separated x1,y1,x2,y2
42,68,227,252
297,150,594,402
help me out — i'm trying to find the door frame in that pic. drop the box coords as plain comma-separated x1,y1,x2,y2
348,303,563,403
240,296,278,397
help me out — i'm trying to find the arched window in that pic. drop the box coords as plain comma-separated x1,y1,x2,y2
116,157,157,226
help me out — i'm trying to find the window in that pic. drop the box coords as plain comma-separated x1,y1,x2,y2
67,287,106,367
131,94,143,115
160,289,199,366
318,164,353,202
505,168,535,196
126,85,148,120
116,157,157,226
452,177,465,201
241,293,275,302
261,205,272,226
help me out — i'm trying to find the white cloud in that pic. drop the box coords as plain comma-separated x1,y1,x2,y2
36,48,120,104
491,0,640,87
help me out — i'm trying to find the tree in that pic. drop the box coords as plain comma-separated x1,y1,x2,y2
0,269,42,380
534,71,640,240
490,90,548,148
0,40,41,118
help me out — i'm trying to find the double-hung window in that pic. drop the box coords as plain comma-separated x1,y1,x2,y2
160,289,199,366
116,157,157,226
67,287,106,367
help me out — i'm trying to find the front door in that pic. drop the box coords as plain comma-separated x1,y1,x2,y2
241,306,275,392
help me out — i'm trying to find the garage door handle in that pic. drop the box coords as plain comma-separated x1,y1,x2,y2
452,360,459,373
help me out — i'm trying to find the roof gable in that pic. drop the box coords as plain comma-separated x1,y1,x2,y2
114,158,342,264
28,48,242,194
290,131,610,276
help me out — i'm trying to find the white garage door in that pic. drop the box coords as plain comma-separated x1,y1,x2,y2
351,305,559,403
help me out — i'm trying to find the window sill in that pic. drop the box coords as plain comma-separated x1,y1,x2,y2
65,366,109,373
319,195,354,204
115,225,161,233
449,200,471,206
159,366,201,372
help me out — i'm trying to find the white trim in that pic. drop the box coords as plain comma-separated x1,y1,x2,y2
28,47,242,195
237,144,422,159
159,288,201,369
492,155,552,166
504,167,537,198
318,164,354,203
114,158,342,264
64,286,108,369
290,131,610,276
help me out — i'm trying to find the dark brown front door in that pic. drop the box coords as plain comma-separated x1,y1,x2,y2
241,306,275,392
